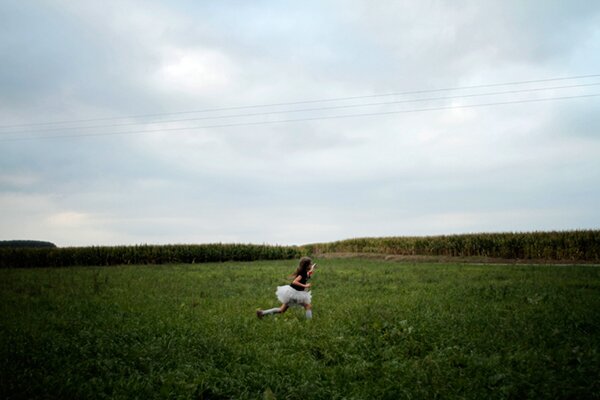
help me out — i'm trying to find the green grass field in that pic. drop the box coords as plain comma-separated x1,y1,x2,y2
1,260,599,399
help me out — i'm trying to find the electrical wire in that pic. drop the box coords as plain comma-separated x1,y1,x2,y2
2,82,598,136
2,92,598,142
1,73,599,130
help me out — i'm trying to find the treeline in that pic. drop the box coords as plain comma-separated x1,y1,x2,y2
0,244,301,268
304,230,600,262
0,240,56,248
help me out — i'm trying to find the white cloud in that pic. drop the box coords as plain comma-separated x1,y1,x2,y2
154,47,236,94
46,211,91,228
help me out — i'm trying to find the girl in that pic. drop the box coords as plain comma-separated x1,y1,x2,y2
257,257,316,320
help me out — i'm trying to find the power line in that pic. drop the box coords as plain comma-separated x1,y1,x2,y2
2,93,598,142
2,82,598,136
1,73,599,130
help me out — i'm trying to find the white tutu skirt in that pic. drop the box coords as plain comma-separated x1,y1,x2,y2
276,285,311,306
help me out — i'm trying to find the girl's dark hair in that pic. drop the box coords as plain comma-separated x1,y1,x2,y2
292,257,312,277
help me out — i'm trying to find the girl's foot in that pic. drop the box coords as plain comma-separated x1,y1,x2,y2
256,309,264,319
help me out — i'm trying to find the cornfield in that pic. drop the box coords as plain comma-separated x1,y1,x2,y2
0,243,301,268
2,230,598,268
303,230,600,262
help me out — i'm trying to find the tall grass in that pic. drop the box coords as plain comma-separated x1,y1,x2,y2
304,230,600,262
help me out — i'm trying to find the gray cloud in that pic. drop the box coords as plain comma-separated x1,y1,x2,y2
1,0,599,246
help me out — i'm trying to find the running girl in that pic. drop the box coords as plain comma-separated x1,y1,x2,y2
256,257,316,319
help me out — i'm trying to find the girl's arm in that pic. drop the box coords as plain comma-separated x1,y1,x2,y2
292,274,311,288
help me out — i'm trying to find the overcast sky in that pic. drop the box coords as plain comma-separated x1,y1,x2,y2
1,1,599,247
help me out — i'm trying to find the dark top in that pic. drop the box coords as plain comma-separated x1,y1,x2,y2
290,270,309,291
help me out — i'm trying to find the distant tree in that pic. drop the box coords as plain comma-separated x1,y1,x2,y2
0,240,57,248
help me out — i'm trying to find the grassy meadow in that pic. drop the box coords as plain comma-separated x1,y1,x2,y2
1,259,599,399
